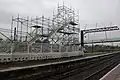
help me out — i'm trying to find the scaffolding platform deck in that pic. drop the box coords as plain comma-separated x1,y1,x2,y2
31,25,42,28
58,31,77,34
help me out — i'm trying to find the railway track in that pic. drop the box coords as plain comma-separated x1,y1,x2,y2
44,52,120,80
1,52,120,80
45,52,120,80
84,58,120,80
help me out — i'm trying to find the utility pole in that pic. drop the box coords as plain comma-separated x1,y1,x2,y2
81,30,84,55
92,40,93,53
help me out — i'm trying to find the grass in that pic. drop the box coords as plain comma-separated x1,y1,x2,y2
84,49,120,53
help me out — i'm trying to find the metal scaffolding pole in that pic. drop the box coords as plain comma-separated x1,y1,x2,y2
7,4,80,53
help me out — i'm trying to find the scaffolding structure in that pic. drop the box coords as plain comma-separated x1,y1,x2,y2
0,4,80,53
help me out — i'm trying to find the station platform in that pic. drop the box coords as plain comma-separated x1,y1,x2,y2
0,52,112,72
0,53,104,71
100,64,120,80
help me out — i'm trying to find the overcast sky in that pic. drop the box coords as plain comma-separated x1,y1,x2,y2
0,0,120,40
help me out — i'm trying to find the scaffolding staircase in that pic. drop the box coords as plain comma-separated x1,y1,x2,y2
28,21,70,44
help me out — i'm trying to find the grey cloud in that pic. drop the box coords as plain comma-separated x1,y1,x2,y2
0,10,14,24
0,0,120,40
0,0,119,25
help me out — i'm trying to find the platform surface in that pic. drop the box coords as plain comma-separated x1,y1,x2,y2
0,52,116,74
100,64,120,80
